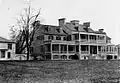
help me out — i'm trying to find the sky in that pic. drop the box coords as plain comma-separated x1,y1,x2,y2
0,0,120,44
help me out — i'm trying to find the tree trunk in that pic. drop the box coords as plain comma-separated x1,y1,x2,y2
26,29,29,60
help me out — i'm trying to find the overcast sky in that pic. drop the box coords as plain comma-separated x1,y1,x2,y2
0,0,120,44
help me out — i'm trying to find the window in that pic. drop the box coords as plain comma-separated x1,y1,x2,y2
7,52,11,58
30,47,33,53
81,45,88,51
89,35,96,40
36,36,41,40
36,35,44,40
98,36,104,40
56,29,60,33
114,56,117,59
40,45,44,53
52,44,59,51
8,44,12,50
48,35,54,40
45,26,48,32
56,36,61,40
1,50,5,58
67,35,72,41
98,46,101,51
68,45,75,51
63,37,67,41
53,55,59,59
74,34,79,40
61,45,67,52
80,34,88,39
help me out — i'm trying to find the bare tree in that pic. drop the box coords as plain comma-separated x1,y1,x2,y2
10,5,41,60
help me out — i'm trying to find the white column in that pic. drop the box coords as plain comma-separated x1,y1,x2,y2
51,43,53,60
79,44,81,60
51,43,52,53
97,45,98,55
88,35,90,42
79,33,81,41
96,35,98,43
67,44,69,54
67,44,69,60
5,51,7,59
88,45,90,54
74,45,76,53
0,51,1,59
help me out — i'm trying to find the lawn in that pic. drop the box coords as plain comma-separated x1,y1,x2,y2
0,60,119,83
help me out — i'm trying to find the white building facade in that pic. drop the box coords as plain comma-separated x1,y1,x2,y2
0,37,15,60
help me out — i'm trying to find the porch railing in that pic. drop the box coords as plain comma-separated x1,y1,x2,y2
89,39,96,43
52,51,67,54
81,51,89,54
60,51,67,53
80,39,88,42
68,51,75,53
52,51,59,53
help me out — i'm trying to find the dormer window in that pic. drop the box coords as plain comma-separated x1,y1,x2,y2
56,28,60,33
63,37,67,41
44,26,48,32
74,27,79,31
67,35,72,41
56,36,61,40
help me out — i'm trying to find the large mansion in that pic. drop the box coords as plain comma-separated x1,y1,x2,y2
31,18,119,60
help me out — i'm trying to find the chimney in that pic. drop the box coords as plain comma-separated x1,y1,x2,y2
58,18,65,26
99,29,104,32
83,22,90,28
70,20,79,26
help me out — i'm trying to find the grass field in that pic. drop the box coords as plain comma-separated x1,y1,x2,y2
0,60,120,83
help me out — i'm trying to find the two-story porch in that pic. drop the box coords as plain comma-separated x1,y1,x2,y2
43,43,79,60
72,32,106,44
41,42,106,60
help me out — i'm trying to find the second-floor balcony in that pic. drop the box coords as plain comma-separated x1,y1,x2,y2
52,51,75,54
80,39,105,44
89,39,96,43
97,40,105,43
52,51,67,54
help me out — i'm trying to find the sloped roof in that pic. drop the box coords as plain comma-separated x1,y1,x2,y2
0,37,14,43
40,25,67,35
39,21,106,35
63,22,106,34
106,36,111,39
64,23,85,32
63,23,95,33
106,36,111,40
